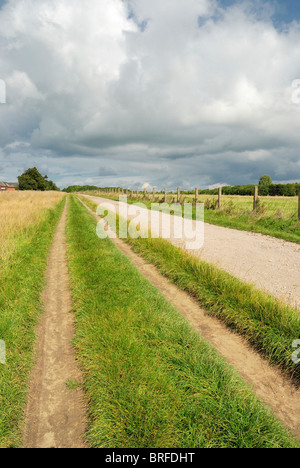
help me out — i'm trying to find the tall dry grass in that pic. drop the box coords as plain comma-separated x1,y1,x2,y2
0,191,64,263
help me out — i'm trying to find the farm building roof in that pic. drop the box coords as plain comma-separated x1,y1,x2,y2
0,182,19,188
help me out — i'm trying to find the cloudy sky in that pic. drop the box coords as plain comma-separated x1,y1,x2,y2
0,0,300,190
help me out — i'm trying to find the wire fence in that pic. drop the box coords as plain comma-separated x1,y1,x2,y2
90,186,300,220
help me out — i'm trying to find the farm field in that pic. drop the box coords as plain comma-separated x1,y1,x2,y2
0,192,299,448
66,196,299,448
0,192,65,448
87,192,300,244
196,194,300,243
0,191,65,264
3,0,300,454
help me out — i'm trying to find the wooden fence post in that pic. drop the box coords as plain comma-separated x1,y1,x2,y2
195,187,198,204
253,186,259,212
177,187,180,203
218,187,222,209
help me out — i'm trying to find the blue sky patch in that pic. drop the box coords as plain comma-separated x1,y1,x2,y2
220,0,300,26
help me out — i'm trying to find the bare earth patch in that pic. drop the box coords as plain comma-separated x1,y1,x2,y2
23,200,87,449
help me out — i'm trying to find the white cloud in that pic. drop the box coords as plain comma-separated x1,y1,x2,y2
208,182,230,190
0,0,300,188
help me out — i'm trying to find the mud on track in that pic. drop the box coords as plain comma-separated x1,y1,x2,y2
23,200,87,449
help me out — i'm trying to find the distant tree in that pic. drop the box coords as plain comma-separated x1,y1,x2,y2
46,179,60,191
259,175,273,186
18,167,47,191
18,167,59,191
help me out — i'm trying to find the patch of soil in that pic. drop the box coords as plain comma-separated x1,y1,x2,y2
23,200,87,448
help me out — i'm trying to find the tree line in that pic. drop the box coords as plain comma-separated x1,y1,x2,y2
198,176,299,197
198,184,299,197
63,185,100,193
17,170,299,196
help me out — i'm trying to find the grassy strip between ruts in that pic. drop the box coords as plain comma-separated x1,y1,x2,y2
81,196,300,383
67,195,298,448
0,196,66,448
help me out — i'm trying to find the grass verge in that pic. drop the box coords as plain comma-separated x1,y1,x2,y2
0,196,66,448
66,195,299,448
81,196,300,382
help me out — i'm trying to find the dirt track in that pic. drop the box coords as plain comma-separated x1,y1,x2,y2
22,196,300,446
84,195,300,310
23,201,87,448
79,196,300,440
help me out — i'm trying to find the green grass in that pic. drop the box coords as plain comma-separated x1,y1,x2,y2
199,195,300,243
66,379,81,390
81,196,300,382
66,195,299,448
86,192,300,243
0,197,66,448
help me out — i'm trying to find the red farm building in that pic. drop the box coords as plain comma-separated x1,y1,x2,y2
0,181,19,192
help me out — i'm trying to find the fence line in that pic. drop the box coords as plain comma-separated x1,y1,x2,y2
94,186,300,220
218,187,222,209
253,186,259,213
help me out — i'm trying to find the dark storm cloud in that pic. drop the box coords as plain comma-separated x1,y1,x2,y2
98,166,118,177
1,0,300,188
